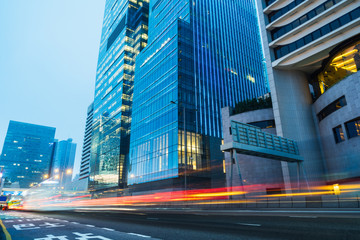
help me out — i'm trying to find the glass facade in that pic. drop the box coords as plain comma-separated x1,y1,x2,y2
316,39,360,95
89,0,149,191
128,0,268,186
0,121,56,188
50,138,76,187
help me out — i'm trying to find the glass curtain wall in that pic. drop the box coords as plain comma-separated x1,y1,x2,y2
89,0,149,192
128,0,268,187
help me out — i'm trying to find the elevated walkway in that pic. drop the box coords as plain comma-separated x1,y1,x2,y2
221,120,303,162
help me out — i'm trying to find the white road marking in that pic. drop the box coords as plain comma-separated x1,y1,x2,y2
289,216,318,218
128,233,151,238
71,222,80,224
102,227,115,231
86,224,95,227
61,220,69,222
237,223,261,227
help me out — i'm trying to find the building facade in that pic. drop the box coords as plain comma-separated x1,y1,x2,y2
50,138,76,188
0,121,56,188
89,0,149,193
256,0,360,187
128,0,268,192
79,103,94,180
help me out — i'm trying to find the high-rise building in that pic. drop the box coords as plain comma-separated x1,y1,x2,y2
255,0,360,187
89,0,149,193
80,103,94,180
0,121,56,188
128,0,268,191
50,138,76,187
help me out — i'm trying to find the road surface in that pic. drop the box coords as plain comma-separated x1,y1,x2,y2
1,209,360,239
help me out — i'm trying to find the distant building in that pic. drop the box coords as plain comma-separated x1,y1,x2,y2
255,0,360,187
50,138,76,188
80,103,93,180
0,121,56,188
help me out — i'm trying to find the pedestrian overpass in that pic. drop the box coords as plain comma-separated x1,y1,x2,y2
221,120,308,192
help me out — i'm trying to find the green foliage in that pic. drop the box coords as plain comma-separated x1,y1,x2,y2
234,96,272,114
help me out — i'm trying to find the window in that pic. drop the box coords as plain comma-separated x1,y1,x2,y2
345,117,360,139
333,125,345,143
317,96,347,121
317,39,360,94
270,0,344,41
339,14,351,25
274,7,360,59
248,120,276,129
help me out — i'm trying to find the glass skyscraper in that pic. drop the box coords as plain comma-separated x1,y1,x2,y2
89,0,149,192
0,121,56,188
50,138,76,187
128,0,268,188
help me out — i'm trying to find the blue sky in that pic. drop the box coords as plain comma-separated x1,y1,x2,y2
0,0,105,176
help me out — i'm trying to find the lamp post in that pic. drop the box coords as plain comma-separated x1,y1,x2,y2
170,100,187,192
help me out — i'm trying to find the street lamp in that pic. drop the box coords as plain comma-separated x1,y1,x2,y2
170,100,187,192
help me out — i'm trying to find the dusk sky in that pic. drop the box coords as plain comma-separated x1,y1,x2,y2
0,0,105,176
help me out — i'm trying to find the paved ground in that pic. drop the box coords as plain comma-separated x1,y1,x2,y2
1,209,360,240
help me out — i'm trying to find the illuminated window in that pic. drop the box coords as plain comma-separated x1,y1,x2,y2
345,117,360,139
333,125,345,143
317,40,360,94
317,96,347,122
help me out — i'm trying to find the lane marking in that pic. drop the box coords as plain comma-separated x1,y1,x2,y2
237,223,261,227
61,220,69,222
71,222,80,224
289,216,318,218
0,218,12,240
102,227,115,231
85,224,95,227
128,233,151,238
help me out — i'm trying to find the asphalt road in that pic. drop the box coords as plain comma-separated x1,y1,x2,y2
1,209,360,240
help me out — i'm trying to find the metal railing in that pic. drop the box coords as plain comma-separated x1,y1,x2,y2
230,120,300,156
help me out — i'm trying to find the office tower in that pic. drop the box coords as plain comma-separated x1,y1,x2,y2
89,0,149,193
80,103,94,180
0,121,56,188
50,138,76,188
128,0,268,191
256,0,360,187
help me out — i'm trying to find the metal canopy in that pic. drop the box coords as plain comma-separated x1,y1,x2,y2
221,120,303,162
